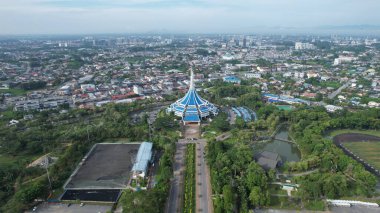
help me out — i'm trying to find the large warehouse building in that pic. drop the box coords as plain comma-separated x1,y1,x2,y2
61,142,153,203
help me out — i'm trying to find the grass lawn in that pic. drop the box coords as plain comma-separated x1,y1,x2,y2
330,129,380,137
269,195,302,210
276,105,295,111
269,184,287,195
0,152,42,168
304,200,326,211
269,195,325,211
0,88,27,96
0,154,18,166
321,81,341,89
50,188,64,199
343,142,380,171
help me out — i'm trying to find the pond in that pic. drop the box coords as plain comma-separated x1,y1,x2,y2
253,127,301,162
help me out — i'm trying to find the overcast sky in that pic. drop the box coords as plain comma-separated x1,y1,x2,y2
0,0,379,35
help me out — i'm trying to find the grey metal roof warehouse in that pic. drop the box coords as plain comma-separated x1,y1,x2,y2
132,142,153,173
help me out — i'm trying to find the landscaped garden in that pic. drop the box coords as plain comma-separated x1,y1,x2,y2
183,143,195,213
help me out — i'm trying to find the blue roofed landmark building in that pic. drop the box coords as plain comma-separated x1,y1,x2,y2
167,69,218,125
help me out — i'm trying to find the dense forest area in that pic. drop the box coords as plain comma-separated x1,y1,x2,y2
204,84,280,212
288,107,379,201
9,80,47,91
0,100,173,212
207,139,273,212
206,105,380,212
199,82,380,211
2,78,380,212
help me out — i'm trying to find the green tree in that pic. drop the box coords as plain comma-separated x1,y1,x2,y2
223,184,235,212
249,186,269,207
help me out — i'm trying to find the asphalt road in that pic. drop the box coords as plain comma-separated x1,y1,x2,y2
166,143,186,213
166,125,213,213
328,80,351,99
330,206,380,213
195,139,213,213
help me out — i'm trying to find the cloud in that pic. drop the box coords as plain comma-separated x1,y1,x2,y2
13,0,212,9
0,0,379,34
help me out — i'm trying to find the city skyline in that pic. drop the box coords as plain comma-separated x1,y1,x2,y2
1,0,380,35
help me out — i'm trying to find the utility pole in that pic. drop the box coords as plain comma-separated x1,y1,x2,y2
45,156,52,192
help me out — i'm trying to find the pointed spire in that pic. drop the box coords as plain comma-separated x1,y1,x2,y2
189,68,195,90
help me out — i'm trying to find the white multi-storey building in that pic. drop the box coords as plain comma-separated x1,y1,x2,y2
295,42,315,50
133,85,144,95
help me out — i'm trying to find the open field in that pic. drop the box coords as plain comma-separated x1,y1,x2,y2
0,88,27,96
0,153,41,168
0,154,17,166
333,132,380,176
268,196,302,211
343,142,380,171
330,129,380,138
276,105,295,111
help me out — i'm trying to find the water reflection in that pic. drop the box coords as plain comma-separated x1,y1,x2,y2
253,127,301,162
